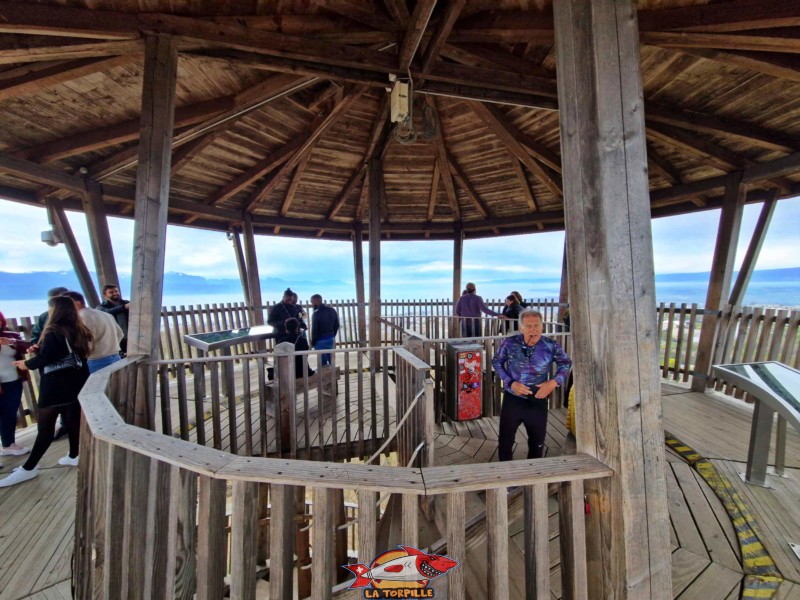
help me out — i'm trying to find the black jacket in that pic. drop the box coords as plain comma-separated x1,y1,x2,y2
97,298,129,353
268,302,306,343
311,304,340,346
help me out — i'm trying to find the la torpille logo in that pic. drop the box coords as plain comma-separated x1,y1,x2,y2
343,545,459,598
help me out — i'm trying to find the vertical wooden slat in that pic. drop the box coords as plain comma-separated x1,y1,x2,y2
312,487,334,600
192,362,207,446
270,484,296,600
559,480,588,600
401,493,419,548
242,357,253,455
357,490,377,567
525,484,550,600
447,492,466,600
672,304,687,381
174,470,198,600
196,476,227,600
176,364,189,440
103,445,128,599
122,452,151,600
210,361,222,449
159,365,173,435
146,461,179,599
230,481,259,600
486,488,509,600
662,303,675,378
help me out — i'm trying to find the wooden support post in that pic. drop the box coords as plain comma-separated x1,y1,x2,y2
311,487,334,599
126,33,177,427
368,159,382,353
554,1,672,598
83,180,120,292
691,172,746,392
269,484,296,600
452,223,463,338
295,486,312,599
274,342,297,456
48,199,100,307
728,192,778,306
231,230,251,309
353,222,368,345
230,481,259,600
242,214,264,325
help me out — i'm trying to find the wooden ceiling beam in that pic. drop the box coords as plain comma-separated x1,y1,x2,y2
423,60,557,98
508,152,537,211
444,149,489,218
279,152,313,216
0,39,143,65
88,73,317,180
640,31,800,54
383,0,411,28
18,95,234,163
139,13,399,74
419,0,466,75
440,43,553,78
0,151,87,193
0,2,138,39
309,0,398,31
0,184,37,204
637,0,800,33
245,88,365,212
680,48,800,83
418,82,557,110
327,96,389,220
398,0,436,72
466,99,562,196
645,122,747,172
426,162,440,221
427,98,461,221
647,142,706,207
0,54,135,102
646,103,800,153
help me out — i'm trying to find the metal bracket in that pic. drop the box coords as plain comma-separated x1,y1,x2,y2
789,542,800,561
738,471,773,489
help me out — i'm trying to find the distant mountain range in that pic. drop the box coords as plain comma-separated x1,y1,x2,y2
0,271,350,300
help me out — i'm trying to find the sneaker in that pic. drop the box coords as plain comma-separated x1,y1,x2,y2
0,466,39,487
1,444,31,456
58,455,79,467
53,427,67,441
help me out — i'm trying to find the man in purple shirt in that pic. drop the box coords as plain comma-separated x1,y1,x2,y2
492,309,572,461
454,282,499,337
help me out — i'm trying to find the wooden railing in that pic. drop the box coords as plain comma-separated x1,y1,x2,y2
74,357,613,600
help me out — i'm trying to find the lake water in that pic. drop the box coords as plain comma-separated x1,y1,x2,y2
2,276,797,322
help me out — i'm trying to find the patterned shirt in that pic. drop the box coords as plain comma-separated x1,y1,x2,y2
492,334,572,394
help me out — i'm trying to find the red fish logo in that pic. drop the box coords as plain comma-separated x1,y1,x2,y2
343,545,459,597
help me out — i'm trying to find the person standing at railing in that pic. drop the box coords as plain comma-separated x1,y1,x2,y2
0,311,32,462
310,294,339,366
63,291,124,373
454,282,499,337
0,296,92,487
268,288,307,344
97,284,129,357
501,295,523,333
492,308,572,461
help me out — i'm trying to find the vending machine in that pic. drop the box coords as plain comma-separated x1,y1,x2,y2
446,342,483,421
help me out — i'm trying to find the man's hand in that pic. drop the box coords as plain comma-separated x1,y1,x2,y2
510,381,532,396
534,380,558,399
0,337,14,345
13,360,28,371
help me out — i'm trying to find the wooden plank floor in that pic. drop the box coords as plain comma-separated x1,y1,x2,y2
1,381,798,599
431,382,800,600
0,430,74,600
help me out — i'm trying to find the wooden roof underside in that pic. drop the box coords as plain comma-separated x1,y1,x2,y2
1,0,800,241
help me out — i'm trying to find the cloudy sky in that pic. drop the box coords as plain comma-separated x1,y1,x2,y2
0,195,798,298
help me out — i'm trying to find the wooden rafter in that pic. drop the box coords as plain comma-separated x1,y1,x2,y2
427,162,440,221
280,152,313,216
310,0,397,31
0,2,138,39
0,151,87,193
640,31,800,54
637,0,800,33
466,100,562,196
646,103,800,153
646,122,748,171
681,48,800,83
326,165,367,220
88,74,317,180
443,149,489,218
419,0,467,75
398,0,436,72
18,95,234,163
427,97,461,221
440,43,553,78
245,88,365,212
383,0,411,28
508,151,537,212
0,54,135,102
354,175,369,223
0,39,143,65
646,142,706,207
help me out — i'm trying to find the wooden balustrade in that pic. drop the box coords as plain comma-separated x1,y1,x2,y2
74,355,613,600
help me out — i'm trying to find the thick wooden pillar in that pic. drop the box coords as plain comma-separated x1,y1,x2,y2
554,2,672,598
353,222,368,345
231,229,251,307
728,192,777,306
368,159,382,351
242,214,264,325
691,173,746,392
48,200,101,308
127,34,178,429
83,180,120,291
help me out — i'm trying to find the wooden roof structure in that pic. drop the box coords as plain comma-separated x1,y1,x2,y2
1,0,800,241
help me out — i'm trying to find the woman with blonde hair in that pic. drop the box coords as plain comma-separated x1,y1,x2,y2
0,296,92,487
